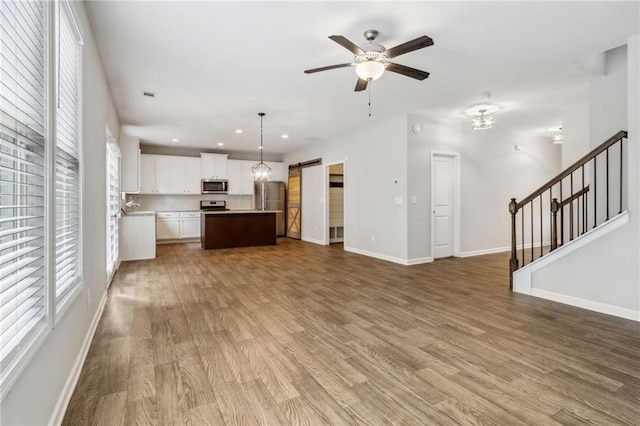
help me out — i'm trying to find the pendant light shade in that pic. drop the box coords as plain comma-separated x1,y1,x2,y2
253,112,271,182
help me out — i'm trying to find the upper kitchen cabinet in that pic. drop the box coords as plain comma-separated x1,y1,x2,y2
265,161,285,182
169,156,201,194
201,153,228,179
120,135,140,193
227,160,255,195
140,154,200,194
140,154,171,194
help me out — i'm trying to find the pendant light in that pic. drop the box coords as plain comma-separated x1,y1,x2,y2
252,112,271,182
472,109,494,130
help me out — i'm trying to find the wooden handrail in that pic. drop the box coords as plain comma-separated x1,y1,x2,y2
516,130,627,209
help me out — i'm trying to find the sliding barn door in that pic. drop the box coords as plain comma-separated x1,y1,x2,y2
287,167,301,239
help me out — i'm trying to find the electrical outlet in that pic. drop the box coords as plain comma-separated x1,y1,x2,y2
371,235,375,242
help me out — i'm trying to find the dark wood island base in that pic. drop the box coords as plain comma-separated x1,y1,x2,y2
201,211,277,249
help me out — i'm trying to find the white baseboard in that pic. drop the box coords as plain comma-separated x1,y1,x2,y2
344,246,410,265
301,236,327,245
49,290,108,425
530,288,640,322
459,246,510,257
407,257,434,265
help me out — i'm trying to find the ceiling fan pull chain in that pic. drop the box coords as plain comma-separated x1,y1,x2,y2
368,83,372,117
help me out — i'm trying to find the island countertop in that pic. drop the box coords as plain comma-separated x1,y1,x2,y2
201,210,281,215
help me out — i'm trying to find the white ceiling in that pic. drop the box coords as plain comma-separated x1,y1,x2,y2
85,1,639,156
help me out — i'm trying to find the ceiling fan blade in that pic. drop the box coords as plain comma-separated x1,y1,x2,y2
329,35,364,55
354,78,368,92
304,63,352,74
384,35,434,59
386,63,430,80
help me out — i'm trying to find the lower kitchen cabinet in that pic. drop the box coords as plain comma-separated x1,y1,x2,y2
120,213,156,260
157,211,201,241
180,212,201,239
156,212,180,240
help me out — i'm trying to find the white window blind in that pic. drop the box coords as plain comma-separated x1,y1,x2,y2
54,1,82,306
106,141,119,282
0,0,48,367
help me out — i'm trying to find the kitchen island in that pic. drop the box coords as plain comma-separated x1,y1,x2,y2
201,210,278,249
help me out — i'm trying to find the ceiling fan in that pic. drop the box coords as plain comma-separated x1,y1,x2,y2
304,29,434,91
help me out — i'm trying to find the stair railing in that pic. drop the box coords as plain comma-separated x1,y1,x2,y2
509,130,628,288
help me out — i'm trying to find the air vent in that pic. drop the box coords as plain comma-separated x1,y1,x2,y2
142,91,155,97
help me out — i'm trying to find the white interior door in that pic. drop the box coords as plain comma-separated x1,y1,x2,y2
432,154,456,258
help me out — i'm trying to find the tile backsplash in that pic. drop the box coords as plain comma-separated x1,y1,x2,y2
125,194,253,212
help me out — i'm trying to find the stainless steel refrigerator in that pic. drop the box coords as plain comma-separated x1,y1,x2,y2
255,181,286,236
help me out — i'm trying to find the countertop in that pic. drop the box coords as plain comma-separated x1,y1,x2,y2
201,210,281,215
124,211,156,216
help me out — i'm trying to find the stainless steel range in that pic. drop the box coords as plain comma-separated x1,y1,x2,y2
200,200,228,211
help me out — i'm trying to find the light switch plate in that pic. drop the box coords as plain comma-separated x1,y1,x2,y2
395,196,403,205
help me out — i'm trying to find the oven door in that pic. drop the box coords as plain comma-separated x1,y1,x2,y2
201,179,228,194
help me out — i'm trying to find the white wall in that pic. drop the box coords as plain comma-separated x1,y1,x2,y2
407,115,561,259
520,36,640,318
562,102,589,168
0,2,121,424
283,115,409,263
301,165,325,244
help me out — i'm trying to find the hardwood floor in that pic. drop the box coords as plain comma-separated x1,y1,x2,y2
63,239,640,425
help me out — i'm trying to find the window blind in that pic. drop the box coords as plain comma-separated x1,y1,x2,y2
55,1,82,305
106,141,119,281
0,0,48,366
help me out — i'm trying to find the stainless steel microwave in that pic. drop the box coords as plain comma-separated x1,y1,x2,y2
201,179,228,194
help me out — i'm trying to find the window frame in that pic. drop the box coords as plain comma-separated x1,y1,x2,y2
0,0,85,400
52,0,84,323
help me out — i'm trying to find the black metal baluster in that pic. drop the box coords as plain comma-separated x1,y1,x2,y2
593,156,597,228
539,194,543,257
619,139,623,214
559,181,564,246
549,189,553,252
530,202,534,262
570,172,575,241
606,147,610,221
521,212,525,267
581,165,586,235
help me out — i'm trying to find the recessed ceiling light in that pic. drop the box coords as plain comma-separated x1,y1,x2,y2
217,142,224,147
235,129,243,134
282,134,289,139
171,138,179,143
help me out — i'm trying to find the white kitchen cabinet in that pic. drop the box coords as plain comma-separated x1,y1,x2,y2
120,135,141,193
157,211,200,241
201,153,228,179
227,159,255,195
140,154,171,194
140,154,157,193
141,154,201,194
156,212,181,240
184,157,201,194
180,212,201,239
120,213,156,260
265,161,285,182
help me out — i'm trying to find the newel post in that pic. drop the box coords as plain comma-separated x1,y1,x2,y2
509,198,518,290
